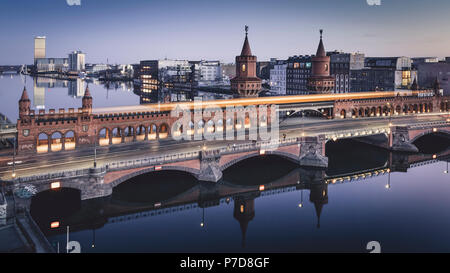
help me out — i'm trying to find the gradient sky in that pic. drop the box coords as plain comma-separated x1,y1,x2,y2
1,0,450,65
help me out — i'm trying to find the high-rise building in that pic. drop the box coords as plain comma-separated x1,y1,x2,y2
230,26,262,97
307,30,335,94
69,51,86,71
34,36,46,63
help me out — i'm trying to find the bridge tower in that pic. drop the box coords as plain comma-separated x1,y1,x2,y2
18,87,31,119
233,194,256,248
82,85,93,112
309,180,328,229
433,77,443,97
231,26,262,97
307,30,335,94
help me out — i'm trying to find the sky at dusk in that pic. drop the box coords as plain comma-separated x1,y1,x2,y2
1,0,450,65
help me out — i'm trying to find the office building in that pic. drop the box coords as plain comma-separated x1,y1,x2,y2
286,55,312,95
34,36,46,63
350,57,417,92
69,51,86,71
269,60,287,95
328,51,365,93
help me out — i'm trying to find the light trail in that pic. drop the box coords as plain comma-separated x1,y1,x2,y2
93,91,421,115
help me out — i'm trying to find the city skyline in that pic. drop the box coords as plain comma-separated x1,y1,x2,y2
2,0,450,64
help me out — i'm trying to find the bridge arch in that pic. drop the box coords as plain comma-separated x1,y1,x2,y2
111,127,123,144
50,131,64,152
410,129,450,144
37,133,49,153
123,126,135,142
159,123,169,139
136,125,146,141
64,130,76,150
98,127,110,146
148,124,157,140
108,166,200,189
219,151,300,172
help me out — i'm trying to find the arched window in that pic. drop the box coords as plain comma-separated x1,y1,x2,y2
64,131,76,150
37,133,49,153
51,132,63,152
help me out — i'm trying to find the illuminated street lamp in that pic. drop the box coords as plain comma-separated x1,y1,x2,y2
200,208,205,227
445,161,449,174
92,229,96,248
385,170,391,189
298,189,303,208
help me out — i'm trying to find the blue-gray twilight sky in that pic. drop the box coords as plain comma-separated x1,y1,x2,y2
1,0,450,65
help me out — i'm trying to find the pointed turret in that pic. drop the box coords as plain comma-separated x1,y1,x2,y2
411,77,419,90
240,27,252,56
233,198,255,248
82,85,93,110
308,29,335,94
231,25,262,97
433,76,442,96
316,29,326,57
18,87,31,118
314,202,324,229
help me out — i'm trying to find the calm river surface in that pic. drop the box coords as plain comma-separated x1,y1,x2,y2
2,75,450,253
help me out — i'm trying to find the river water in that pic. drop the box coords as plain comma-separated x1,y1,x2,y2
2,75,450,253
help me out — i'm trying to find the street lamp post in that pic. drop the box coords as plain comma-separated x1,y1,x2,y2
12,136,16,179
385,171,391,189
298,189,303,208
94,129,97,168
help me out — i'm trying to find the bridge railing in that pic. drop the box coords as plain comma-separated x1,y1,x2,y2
8,137,302,183
323,126,391,141
10,167,98,184
407,120,450,129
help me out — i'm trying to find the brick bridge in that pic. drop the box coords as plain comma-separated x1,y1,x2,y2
6,118,450,201
4,85,449,201
14,86,449,155
27,149,450,235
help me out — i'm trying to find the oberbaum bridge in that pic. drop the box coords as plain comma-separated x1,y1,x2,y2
1,29,450,204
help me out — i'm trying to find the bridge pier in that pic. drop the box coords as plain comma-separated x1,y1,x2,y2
79,168,112,200
197,150,223,183
390,126,419,153
298,136,328,168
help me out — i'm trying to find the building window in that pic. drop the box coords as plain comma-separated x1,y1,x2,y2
23,129,29,137
242,64,246,72
82,125,89,132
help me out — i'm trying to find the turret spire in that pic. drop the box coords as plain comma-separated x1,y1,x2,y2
240,25,252,56
316,29,326,57
82,84,93,110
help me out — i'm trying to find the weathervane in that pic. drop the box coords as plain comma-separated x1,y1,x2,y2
245,25,249,36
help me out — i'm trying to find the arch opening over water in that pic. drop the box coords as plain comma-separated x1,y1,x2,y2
112,171,198,205
223,155,298,186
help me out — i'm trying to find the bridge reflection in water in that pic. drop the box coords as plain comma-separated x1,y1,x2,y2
29,137,450,252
